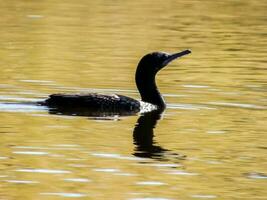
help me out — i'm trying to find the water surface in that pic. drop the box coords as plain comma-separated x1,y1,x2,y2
0,0,267,199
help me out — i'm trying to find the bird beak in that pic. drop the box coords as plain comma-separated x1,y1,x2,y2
162,49,191,67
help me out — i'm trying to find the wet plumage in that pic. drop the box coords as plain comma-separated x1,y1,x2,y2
42,50,191,114
45,93,140,112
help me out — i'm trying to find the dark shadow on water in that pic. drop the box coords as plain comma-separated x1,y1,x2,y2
47,106,184,160
133,110,167,159
133,109,185,160
47,106,138,118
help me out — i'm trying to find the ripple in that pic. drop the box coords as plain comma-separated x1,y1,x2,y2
27,15,44,19
6,180,39,184
168,103,214,110
182,84,210,88
166,170,198,176
136,181,167,186
164,93,188,97
15,168,71,174
143,163,181,168
191,194,217,199
20,79,53,83
246,172,267,179
64,178,91,183
0,102,47,112
68,164,89,168
206,160,223,165
92,168,120,173
40,192,87,198
12,146,81,151
0,95,41,102
13,151,49,155
91,152,145,161
114,173,137,176
66,158,86,161
207,130,226,134
53,144,80,147
207,102,266,109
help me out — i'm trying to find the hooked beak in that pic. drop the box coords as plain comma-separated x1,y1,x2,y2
162,49,191,67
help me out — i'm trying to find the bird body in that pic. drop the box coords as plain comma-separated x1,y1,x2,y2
44,93,140,112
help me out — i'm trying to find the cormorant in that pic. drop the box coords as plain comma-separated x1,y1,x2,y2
42,50,191,114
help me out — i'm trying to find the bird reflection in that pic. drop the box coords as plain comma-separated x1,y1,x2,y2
133,109,169,159
47,106,137,118
46,106,183,160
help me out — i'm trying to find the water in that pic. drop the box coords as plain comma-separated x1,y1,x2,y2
0,0,267,199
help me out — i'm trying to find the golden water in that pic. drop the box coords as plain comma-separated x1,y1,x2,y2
0,0,267,199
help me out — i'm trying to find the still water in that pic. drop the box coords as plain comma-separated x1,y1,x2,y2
0,0,267,199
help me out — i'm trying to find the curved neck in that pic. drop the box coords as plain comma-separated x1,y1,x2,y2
135,69,166,109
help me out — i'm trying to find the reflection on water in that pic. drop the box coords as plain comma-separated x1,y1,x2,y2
1,0,267,199
133,110,185,161
133,110,168,159
46,103,184,160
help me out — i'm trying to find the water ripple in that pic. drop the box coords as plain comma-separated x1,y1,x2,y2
191,194,217,199
0,102,46,112
40,192,87,198
166,170,198,176
12,151,49,155
92,168,120,173
182,84,210,88
12,146,82,151
63,178,91,183
246,172,267,179
136,181,167,186
91,152,146,161
168,103,214,110
6,180,39,184
15,168,71,174
207,102,266,109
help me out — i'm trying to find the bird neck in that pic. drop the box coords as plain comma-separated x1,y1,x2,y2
135,70,166,109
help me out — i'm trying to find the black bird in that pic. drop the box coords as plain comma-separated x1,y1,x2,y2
42,50,191,115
